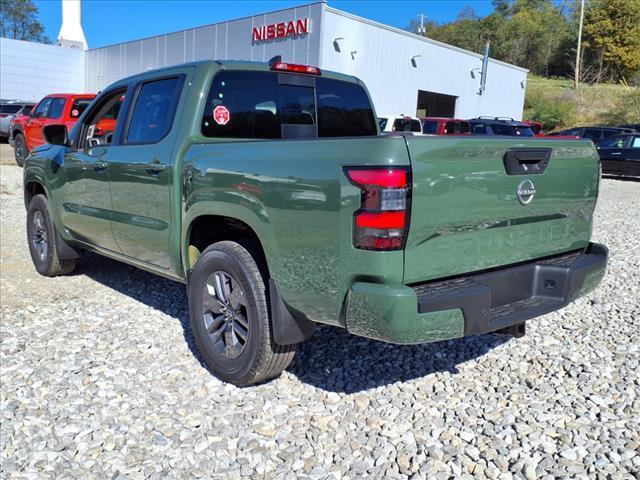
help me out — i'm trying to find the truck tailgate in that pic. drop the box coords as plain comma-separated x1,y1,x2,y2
404,137,599,284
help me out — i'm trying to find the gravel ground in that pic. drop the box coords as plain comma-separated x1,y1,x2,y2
0,144,16,166
1,164,638,479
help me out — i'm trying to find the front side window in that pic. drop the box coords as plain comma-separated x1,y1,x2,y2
48,98,66,119
631,137,640,148
80,89,127,148
127,77,183,144
33,98,52,118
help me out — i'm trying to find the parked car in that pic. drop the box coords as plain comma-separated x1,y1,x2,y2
523,120,543,135
420,117,470,135
378,114,422,134
618,124,640,133
596,133,640,178
0,103,34,140
9,93,118,166
547,126,633,142
23,60,607,386
468,117,535,137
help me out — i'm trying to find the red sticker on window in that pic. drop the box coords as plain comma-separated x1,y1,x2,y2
213,106,230,125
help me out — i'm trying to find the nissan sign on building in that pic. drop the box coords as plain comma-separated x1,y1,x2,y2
80,1,528,119
252,18,310,42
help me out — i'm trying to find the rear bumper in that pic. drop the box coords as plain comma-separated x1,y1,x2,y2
346,243,608,344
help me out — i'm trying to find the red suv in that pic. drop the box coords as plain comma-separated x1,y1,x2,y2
10,93,118,166
420,117,470,135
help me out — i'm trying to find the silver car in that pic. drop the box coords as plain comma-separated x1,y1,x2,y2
0,103,34,140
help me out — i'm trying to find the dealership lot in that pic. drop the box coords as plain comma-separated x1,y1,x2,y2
0,163,638,478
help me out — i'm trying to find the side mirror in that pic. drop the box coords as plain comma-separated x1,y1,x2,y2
43,124,69,146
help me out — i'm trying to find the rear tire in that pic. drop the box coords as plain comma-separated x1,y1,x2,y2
26,194,76,276
188,241,296,386
14,133,27,167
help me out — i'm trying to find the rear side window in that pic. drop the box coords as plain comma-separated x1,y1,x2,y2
514,126,534,137
201,71,377,139
444,121,469,134
70,99,93,118
492,124,514,136
202,71,280,139
127,77,183,144
378,118,388,130
471,123,486,134
21,105,33,116
584,129,602,139
422,121,439,134
48,98,66,119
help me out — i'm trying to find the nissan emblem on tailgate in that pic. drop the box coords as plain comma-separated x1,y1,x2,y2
516,179,536,205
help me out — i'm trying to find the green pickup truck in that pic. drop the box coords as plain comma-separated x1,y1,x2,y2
23,60,607,385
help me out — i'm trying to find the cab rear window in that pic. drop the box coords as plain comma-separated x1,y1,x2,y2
201,71,377,139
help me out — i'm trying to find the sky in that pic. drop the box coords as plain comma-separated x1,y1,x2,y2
34,0,495,49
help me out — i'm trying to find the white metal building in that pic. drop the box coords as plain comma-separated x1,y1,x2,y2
2,1,528,119
0,38,85,101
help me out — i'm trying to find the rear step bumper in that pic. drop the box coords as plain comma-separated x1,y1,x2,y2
346,243,607,344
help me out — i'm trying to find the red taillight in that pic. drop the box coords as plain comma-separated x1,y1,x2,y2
0,114,8,118
270,62,321,75
347,169,407,188
345,167,411,251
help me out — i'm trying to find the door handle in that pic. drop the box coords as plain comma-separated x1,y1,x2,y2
611,152,622,155
94,161,108,171
144,162,167,173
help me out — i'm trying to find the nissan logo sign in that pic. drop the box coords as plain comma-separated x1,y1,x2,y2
516,179,536,205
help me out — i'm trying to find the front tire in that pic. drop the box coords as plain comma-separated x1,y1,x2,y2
26,194,76,276
188,241,296,386
14,133,27,167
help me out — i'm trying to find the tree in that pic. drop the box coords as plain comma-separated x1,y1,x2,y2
0,0,50,43
582,0,640,82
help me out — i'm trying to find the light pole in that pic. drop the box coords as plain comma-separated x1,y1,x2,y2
575,0,585,90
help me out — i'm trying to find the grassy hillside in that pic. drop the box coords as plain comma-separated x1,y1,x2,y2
524,76,640,132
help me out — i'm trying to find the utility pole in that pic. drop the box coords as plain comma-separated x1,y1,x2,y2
417,13,426,35
574,0,585,89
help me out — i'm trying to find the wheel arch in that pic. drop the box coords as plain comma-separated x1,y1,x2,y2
24,178,48,209
183,213,315,345
184,214,271,277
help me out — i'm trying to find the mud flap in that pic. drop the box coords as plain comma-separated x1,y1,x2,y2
269,279,315,345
